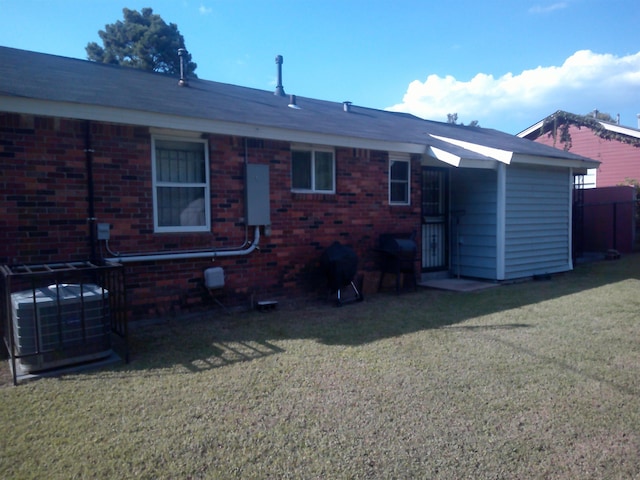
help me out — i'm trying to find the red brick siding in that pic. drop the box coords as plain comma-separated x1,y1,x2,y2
1,113,421,319
531,125,640,187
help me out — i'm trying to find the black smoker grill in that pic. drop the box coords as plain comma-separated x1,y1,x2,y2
320,241,363,306
377,232,417,293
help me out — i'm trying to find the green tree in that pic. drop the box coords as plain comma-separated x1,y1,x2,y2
588,110,615,123
86,7,197,77
447,113,479,127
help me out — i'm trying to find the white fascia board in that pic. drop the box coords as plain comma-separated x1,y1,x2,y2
1,96,426,154
518,118,640,139
459,159,499,169
511,153,600,169
516,121,544,138
429,134,513,164
425,147,498,169
427,146,461,166
600,121,640,139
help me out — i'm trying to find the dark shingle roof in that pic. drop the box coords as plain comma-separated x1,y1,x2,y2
0,46,598,167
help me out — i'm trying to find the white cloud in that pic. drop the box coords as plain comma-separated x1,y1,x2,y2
199,4,213,15
387,50,640,131
529,3,569,14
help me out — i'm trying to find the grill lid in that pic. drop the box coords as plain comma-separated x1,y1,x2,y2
320,241,358,289
379,234,417,254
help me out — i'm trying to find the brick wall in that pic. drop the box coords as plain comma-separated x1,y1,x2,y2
1,113,421,319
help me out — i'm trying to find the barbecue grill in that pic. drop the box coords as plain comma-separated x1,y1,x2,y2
320,241,363,306
377,232,417,293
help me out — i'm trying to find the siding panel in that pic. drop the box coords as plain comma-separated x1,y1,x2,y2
450,169,497,279
504,165,571,279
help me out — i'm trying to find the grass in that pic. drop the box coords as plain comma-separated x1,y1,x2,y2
1,256,640,479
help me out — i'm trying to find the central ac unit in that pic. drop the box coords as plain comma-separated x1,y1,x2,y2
11,283,112,373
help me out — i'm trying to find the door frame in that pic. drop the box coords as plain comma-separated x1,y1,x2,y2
421,167,450,272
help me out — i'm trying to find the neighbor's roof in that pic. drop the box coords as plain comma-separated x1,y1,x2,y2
518,110,640,141
0,46,599,170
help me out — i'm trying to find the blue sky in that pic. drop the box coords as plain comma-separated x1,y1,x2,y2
1,0,638,133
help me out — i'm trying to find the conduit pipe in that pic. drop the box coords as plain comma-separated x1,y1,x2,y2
84,120,98,262
104,226,260,264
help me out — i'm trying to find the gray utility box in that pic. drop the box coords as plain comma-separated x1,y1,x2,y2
11,283,112,373
245,164,271,226
204,267,225,289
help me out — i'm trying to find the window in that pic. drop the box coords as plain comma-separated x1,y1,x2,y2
389,154,410,205
152,136,210,232
291,147,335,193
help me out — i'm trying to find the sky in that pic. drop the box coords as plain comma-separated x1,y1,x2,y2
1,0,639,134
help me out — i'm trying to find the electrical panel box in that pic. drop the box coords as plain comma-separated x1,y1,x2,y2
245,164,271,226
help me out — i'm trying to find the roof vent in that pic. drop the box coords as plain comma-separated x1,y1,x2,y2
288,94,301,109
343,101,352,112
274,55,285,96
178,48,188,87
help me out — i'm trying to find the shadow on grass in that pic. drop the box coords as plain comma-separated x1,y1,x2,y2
439,323,531,331
487,334,639,397
4,255,635,386
112,254,640,377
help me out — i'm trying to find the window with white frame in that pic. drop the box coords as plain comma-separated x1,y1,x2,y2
291,146,335,193
152,136,210,232
389,154,410,205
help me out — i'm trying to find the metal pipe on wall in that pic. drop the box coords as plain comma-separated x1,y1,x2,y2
84,120,98,262
104,226,260,264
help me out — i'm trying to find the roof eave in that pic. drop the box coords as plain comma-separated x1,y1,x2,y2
516,121,544,138
511,153,600,169
1,95,427,154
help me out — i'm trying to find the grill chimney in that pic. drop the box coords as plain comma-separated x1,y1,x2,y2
274,55,285,96
178,48,188,87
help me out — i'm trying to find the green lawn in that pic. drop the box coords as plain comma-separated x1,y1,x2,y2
1,256,639,479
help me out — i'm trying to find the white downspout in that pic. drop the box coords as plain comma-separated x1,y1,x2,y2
105,226,260,264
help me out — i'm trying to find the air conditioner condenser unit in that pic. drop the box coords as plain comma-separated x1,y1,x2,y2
11,283,112,373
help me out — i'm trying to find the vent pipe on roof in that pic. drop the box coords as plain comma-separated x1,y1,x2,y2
617,113,620,125
178,48,188,87
288,94,301,109
274,55,285,96
343,101,352,112
637,114,640,129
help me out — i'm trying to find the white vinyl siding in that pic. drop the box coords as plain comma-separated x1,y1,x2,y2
504,165,571,279
449,169,497,279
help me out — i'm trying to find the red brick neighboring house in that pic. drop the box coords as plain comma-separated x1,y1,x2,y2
0,48,598,321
